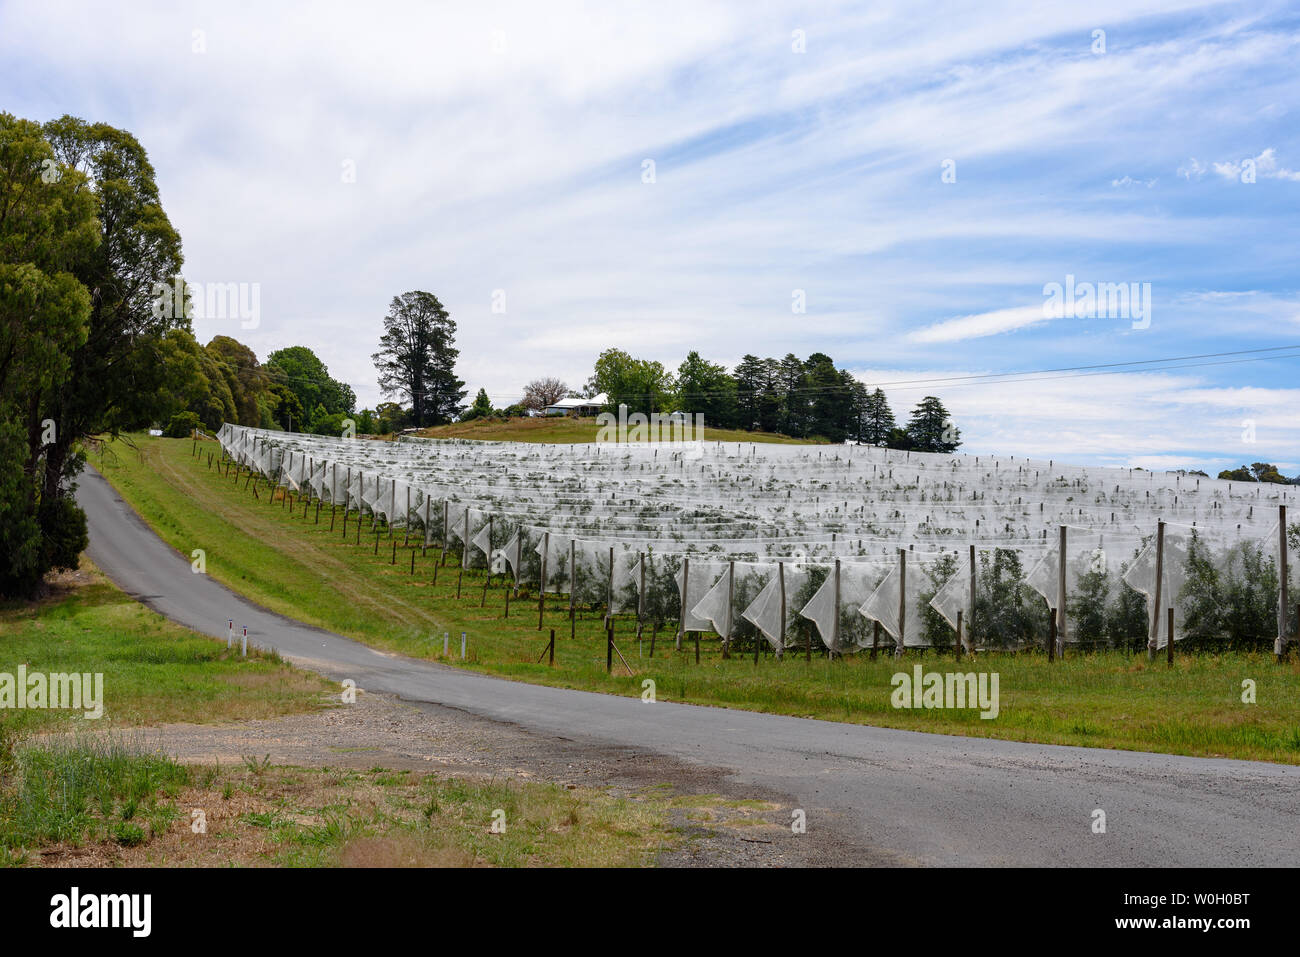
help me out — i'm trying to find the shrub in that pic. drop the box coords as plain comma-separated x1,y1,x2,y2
164,410,201,438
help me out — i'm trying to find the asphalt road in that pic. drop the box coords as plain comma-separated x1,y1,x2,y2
77,468,1300,866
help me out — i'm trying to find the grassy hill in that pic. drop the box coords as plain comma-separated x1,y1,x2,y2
406,415,824,445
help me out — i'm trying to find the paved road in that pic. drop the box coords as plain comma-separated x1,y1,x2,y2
77,468,1299,866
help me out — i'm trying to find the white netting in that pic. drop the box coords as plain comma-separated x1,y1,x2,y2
215,424,1298,649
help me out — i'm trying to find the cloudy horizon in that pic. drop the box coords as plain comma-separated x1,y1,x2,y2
4,0,1298,472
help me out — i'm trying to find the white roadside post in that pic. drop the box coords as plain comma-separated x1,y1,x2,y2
241,626,248,657
227,619,234,649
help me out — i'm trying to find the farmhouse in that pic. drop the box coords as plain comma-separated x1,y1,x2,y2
543,392,608,416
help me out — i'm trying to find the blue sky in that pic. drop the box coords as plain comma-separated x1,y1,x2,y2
3,0,1298,470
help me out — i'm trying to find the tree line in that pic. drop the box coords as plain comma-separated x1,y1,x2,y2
575,348,961,449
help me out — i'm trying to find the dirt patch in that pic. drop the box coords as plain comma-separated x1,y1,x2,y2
35,691,877,866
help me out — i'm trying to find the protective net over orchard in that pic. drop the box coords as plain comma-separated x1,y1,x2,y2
216,423,1298,655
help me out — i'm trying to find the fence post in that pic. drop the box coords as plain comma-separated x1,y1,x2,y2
677,557,689,651
1278,504,1289,663
1057,524,1067,658
969,544,977,658
895,548,906,659
1148,521,1165,662
538,531,549,630
777,561,786,661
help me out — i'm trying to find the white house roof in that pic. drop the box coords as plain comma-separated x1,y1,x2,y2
547,393,608,409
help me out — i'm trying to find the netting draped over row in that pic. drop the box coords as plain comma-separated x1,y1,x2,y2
216,423,1297,650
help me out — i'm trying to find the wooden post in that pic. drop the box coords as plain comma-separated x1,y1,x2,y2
723,560,735,658
441,501,449,566
871,619,880,660
1057,525,1067,658
969,544,977,657
1148,521,1165,662
514,534,523,597
694,630,700,665
504,588,510,618
1279,504,1289,662
390,478,397,539
677,557,689,651
549,628,555,666
607,545,615,628
1047,606,1056,662
404,486,411,547
538,531,549,630
895,548,906,659
638,552,647,646
831,559,841,660
650,621,659,658
955,609,963,659
606,623,613,673
1166,605,1174,667
777,561,786,661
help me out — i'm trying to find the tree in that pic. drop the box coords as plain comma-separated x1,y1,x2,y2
0,112,98,596
461,388,495,421
804,353,852,442
1251,462,1288,484
861,388,896,445
372,290,465,427
155,327,233,432
905,396,961,452
776,354,807,437
521,377,567,413
34,115,185,560
1218,466,1253,482
587,348,674,415
207,336,269,426
266,346,354,432
675,351,736,427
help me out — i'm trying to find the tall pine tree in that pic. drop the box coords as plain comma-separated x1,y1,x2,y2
372,291,465,427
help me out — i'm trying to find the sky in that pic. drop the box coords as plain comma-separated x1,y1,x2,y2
3,0,1299,471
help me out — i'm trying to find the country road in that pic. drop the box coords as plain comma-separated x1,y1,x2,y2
77,468,1299,866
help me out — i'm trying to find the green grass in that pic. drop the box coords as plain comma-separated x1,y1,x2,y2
0,737,191,860
0,566,335,738
0,742,675,866
95,434,1300,764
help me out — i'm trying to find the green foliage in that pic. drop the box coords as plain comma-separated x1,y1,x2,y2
919,552,958,648
974,549,1038,648
372,291,464,427
460,388,495,422
587,348,675,415
165,410,201,438
266,345,355,432
0,112,97,596
905,396,961,453
1179,531,1279,651
675,351,737,427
